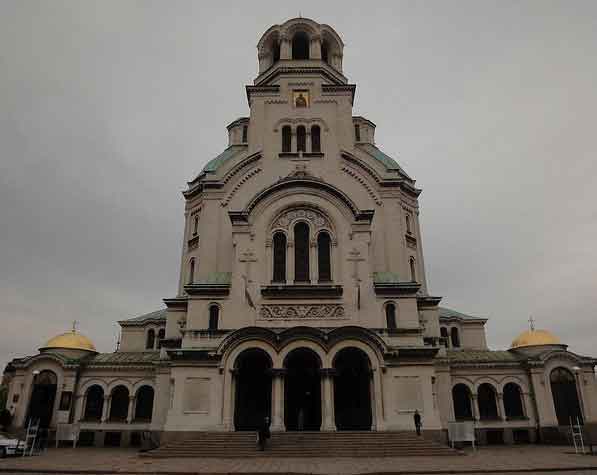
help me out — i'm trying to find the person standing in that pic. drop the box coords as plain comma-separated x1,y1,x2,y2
413,410,422,436
257,416,271,451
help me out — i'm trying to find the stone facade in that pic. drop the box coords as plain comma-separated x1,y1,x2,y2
3,17,597,448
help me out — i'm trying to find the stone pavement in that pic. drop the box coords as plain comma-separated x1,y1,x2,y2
0,445,596,474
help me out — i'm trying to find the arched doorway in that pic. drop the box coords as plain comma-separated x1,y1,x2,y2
284,348,322,431
234,349,272,431
503,383,525,419
27,370,57,428
333,348,372,430
452,384,473,420
477,383,499,420
550,367,583,425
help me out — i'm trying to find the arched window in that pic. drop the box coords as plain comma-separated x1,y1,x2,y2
452,384,473,420
478,383,499,420
405,214,412,234
385,302,397,330
503,383,524,419
297,126,306,153
409,257,416,282
188,258,195,284
292,32,310,60
134,386,154,421
450,327,460,348
354,124,361,142
321,40,329,64
550,367,583,425
208,305,219,331
84,385,104,421
156,328,165,349
440,327,449,347
282,125,292,153
273,41,280,63
242,125,248,143
311,125,321,153
272,232,287,283
294,222,310,282
109,385,129,421
193,215,198,235
317,231,331,282
146,329,155,350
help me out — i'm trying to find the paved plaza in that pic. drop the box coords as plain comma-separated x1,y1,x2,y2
0,445,596,474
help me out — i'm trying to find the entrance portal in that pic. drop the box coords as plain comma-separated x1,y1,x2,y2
550,367,583,425
234,349,272,431
284,348,322,431
333,348,372,430
27,370,57,428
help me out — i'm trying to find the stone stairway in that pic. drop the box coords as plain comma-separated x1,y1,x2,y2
144,431,458,458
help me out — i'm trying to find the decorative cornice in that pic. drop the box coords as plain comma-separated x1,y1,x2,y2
184,283,230,297
373,281,421,297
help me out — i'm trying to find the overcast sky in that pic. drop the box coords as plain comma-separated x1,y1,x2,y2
1,1,596,367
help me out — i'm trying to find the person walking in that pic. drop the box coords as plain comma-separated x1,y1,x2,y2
413,410,422,436
257,416,271,451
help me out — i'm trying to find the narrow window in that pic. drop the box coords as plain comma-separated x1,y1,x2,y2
273,41,280,63
282,126,292,153
109,386,129,421
478,383,499,420
294,222,310,282
317,231,331,281
440,327,449,347
208,305,219,330
354,124,361,142
409,257,416,282
193,215,198,235
272,232,287,283
188,258,195,284
321,40,329,64
242,125,248,143
385,303,397,330
405,214,412,234
311,125,321,153
292,32,310,60
297,126,306,153
156,328,165,349
146,329,155,350
451,327,460,348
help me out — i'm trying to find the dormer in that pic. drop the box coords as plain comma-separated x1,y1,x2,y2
256,18,346,85
353,116,376,145
227,117,249,146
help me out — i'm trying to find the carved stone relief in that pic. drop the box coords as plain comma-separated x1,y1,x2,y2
258,304,345,320
271,207,332,233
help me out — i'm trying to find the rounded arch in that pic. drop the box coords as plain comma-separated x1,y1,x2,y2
269,204,336,237
272,230,287,283
208,303,221,331
291,31,310,60
332,346,372,430
503,382,525,419
278,339,327,368
79,379,109,395
327,329,386,366
134,385,154,421
452,383,473,420
27,369,58,428
317,230,332,282
109,385,130,421
384,301,397,330
550,366,582,425
83,384,104,421
284,347,322,430
477,383,499,420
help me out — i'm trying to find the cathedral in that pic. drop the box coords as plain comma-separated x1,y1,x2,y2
3,17,596,449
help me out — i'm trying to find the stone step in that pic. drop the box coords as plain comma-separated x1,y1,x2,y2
144,431,458,458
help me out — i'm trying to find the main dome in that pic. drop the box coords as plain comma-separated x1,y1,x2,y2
40,330,97,353
510,329,560,349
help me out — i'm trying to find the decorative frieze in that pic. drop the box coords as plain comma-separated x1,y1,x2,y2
271,207,332,233
258,304,345,320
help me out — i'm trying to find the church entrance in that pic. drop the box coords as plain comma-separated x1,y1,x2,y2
27,370,57,428
333,348,372,430
284,348,321,431
550,367,583,425
234,349,272,431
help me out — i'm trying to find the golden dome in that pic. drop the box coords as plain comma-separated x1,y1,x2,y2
511,329,560,349
40,330,97,353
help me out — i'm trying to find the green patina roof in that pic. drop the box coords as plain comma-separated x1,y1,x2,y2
440,350,522,364
439,307,487,321
373,272,402,283
357,143,411,179
201,145,246,174
88,351,161,365
195,272,232,285
119,309,167,325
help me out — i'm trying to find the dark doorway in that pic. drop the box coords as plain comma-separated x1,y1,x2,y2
27,370,57,428
284,348,322,431
550,367,583,425
333,348,372,430
503,382,524,419
478,383,499,420
452,384,473,420
234,349,272,431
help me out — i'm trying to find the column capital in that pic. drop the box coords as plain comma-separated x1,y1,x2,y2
269,368,287,377
319,368,337,378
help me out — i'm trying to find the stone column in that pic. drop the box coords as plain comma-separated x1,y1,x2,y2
310,240,318,283
306,130,312,154
287,241,295,283
497,393,506,421
101,395,110,423
126,396,135,423
320,369,336,431
222,369,235,430
371,369,384,430
280,35,291,60
77,394,87,422
265,239,273,282
471,394,479,421
271,369,286,431
310,35,322,59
